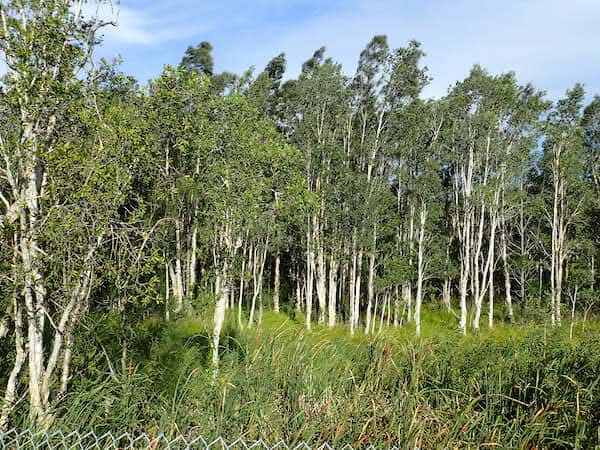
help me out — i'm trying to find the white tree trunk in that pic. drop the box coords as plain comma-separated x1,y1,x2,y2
365,250,376,334
174,219,184,312
0,298,25,431
328,253,338,327
248,242,268,328
569,285,578,340
273,252,281,313
187,225,198,298
314,212,327,324
212,262,228,375
349,231,357,335
238,244,247,328
393,285,400,326
305,229,315,330
295,265,303,313
248,245,258,326
415,205,427,337
501,224,514,322
473,212,497,332
354,249,363,332
165,261,171,321
403,283,413,323
488,241,495,330
442,279,452,311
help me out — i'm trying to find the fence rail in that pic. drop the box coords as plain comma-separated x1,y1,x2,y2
0,429,398,450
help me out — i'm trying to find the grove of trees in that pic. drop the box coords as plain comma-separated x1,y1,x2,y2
0,0,598,434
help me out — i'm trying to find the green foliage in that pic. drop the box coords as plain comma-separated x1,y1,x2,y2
181,41,214,76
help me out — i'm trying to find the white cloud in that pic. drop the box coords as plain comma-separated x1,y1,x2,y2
104,7,156,45
88,4,196,46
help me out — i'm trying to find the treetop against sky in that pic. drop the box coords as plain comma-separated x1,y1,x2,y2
92,0,600,99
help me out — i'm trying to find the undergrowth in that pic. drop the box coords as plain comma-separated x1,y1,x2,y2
6,307,600,448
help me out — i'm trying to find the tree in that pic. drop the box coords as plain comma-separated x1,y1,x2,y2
542,85,588,325
203,94,305,371
145,65,212,314
0,0,130,428
441,67,547,333
181,41,214,76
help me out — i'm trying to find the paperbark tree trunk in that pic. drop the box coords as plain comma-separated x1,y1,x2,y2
500,222,514,322
19,146,51,426
328,253,338,327
212,262,228,374
187,225,198,299
442,279,452,311
315,216,327,324
349,229,357,335
403,283,413,323
248,242,268,328
354,249,363,332
415,205,427,337
0,297,25,431
305,228,315,330
273,252,281,313
473,212,497,332
238,242,248,328
173,219,184,312
365,251,376,334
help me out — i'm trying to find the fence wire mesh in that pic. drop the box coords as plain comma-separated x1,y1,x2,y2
0,429,399,450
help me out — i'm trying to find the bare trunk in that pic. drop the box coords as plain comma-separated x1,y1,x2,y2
212,262,228,375
349,230,357,335
550,147,564,326
415,206,427,337
315,231,327,324
378,293,386,334
305,229,315,330
488,243,495,330
59,333,73,396
273,252,281,313
187,225,198,298
393,285,400,326
248,245,258,326
165,261,170,321
295,265,303,314
458,208,471,335
0,302,12,339
473,213,497,332
386,293,392,328
248,242,268,328
174,219,184,312
372,293,380,334
0,298,25,431
354,249,363,332
456,144,475,335
403,283,413,323
238,244,247,329
365,250,376,334
20,155,50,427
569,285,578,340
501,224,514,322
328,253,338,327
442,279,451,311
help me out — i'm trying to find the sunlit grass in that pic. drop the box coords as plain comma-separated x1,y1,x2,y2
46,303,600,447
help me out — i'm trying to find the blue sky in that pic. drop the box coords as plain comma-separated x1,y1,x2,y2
94,0,600,100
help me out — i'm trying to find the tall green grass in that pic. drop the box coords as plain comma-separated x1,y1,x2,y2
24,309,600,448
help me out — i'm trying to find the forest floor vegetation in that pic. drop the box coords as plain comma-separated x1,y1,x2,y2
7,305,595,449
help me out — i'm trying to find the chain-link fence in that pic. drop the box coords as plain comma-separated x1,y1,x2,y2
0,429,397,449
